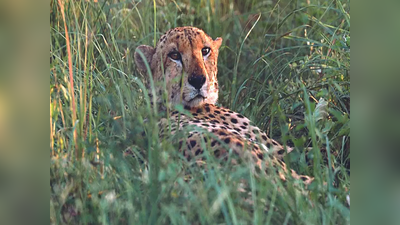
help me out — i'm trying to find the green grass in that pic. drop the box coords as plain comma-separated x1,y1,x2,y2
50,0,350,224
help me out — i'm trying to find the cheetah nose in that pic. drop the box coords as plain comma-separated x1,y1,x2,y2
188,74,206,90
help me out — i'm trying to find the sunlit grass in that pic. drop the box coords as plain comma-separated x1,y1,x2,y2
50,0,350,224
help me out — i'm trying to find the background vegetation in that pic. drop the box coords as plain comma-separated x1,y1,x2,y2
50,0,350,224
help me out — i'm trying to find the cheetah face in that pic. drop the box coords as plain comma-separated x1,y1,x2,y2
134,27,222,109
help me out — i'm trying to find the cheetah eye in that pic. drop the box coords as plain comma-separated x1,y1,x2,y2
201,47,211,56
168,51,181,61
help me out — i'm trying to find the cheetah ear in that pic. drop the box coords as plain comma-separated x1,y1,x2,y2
214,37,223,49
134,45,155,74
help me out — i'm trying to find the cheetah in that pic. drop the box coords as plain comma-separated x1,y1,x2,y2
134,26,313,184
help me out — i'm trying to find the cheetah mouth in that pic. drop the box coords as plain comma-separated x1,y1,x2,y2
189,94,206,102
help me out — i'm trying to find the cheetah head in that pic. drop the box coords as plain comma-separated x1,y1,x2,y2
134,27,223,109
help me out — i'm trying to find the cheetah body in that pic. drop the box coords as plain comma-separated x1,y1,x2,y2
135,26,313,184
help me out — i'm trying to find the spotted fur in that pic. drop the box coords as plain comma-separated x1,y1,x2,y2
134,26,313,185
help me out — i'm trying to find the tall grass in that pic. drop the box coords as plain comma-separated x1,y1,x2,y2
50,0,350,224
